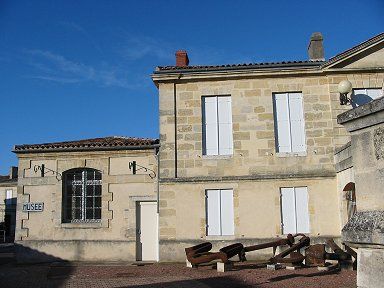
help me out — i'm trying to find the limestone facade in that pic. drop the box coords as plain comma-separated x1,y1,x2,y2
14,144,158,262
0,170,17,242
152,33,384,261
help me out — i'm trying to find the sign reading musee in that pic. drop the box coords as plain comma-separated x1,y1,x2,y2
22,202,44,212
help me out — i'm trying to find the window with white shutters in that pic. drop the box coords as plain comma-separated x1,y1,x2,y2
273,92,306,153
352,88,383,108
280,187,310,234
5,189,14,205
206,189,234,236
202,96,233,155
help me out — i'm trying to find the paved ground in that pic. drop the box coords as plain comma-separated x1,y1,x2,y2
0,260,356,288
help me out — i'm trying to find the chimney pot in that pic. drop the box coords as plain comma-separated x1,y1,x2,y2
175,50,189,67
308,32,325,61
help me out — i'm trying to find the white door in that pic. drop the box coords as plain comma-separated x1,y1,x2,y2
137,201,158,261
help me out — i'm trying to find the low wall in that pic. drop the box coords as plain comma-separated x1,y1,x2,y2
15,240,136,263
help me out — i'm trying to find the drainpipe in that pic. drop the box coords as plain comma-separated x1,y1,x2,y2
156,147,160,213
173,82,178,178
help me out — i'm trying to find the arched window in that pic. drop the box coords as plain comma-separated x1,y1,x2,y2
343,182,356,221
62,168,102,223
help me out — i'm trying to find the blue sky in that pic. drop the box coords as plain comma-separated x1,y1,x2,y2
0,0,383,174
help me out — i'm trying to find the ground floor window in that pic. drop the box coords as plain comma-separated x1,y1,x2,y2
280,187,310,234
206,189,234,236
62,168,102,223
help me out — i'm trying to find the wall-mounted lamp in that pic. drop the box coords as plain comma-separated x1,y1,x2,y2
128,161,156,179
338,80,353,105
33,164,62,181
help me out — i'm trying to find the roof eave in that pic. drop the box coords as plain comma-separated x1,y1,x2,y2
321,33,384,69
13,144,161,154
154,62,323,75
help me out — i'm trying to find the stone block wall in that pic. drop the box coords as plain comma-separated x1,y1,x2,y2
158,72,384,180
158,177,339,261
15,149,157,262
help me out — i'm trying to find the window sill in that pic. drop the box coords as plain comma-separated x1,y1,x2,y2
202,155,233,160
276,151,307,158
60,222,102,229
205,235,236,241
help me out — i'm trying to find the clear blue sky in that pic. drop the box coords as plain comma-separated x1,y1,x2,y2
0,0,383,174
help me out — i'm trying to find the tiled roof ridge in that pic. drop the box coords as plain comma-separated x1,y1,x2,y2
14,136,160,152
322,32,384,68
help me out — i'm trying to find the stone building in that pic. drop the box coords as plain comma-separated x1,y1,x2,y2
13,137,159,262
0,167,18,242
11,32,384,263
337,96,384,288
152,32,384,261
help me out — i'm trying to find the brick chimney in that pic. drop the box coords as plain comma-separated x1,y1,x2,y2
175,50,189,67
10,166,18,179
308,32,325,61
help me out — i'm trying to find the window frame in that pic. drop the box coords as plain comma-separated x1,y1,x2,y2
5,189,14,205
202,95,233,156
205,189,235,237
280,186,310,235
273,92,306,155
62,168,102,223
351,87,383,108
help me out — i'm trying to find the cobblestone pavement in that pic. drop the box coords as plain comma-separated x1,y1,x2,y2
0,262,357,288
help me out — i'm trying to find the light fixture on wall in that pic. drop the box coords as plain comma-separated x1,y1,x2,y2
338,80,353,105
33,164,62,181
128,161,156,179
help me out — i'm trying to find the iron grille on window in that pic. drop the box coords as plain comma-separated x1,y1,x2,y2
62,169,102,223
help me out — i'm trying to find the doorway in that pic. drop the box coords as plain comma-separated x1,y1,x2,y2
136,201,158,261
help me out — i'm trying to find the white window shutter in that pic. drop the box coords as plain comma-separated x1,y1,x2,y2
220,189,234,235
218,96,233,155
274,93,291,152
203,97,219,155
288,93,306,152
6,190,12,199
367,88,382,100
206,190,221,236
281,187,296,234
295,187,310,233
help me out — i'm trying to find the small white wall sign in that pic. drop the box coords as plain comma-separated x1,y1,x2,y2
22,202,44,212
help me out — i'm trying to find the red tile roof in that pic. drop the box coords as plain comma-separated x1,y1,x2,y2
155,60,324,73
0,175,17,185
14,136,159,153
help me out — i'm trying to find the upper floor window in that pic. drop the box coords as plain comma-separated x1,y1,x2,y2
202,96,233,156
62,168,102,223
352,88,382,108
273,92,306,153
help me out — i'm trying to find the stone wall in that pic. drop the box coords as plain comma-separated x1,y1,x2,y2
159,177,339,261
156,70,384,260
158,72,384,180
15,149,157,262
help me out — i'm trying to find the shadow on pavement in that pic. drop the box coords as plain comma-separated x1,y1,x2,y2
268,268,340,283
0,243,75,288
115,276,255,288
